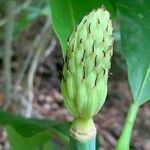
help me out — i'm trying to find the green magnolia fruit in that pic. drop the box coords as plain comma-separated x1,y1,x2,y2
61,7,113,141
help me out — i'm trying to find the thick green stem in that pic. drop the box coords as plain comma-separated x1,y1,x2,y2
116,103,139,150
70,118,96,150
70,136,96,150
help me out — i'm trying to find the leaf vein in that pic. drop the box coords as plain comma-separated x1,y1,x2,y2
137,64,150,101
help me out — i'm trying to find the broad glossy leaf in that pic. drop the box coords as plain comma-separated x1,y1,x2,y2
7,126,61,150
48,0,116,57
0,111,70,148
0,110,58,137
115,0,150,105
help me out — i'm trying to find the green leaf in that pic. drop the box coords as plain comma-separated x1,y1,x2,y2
116,0,150,105
0,111,70,149
48,0,116,57
0,111,58,137
7,126,60,150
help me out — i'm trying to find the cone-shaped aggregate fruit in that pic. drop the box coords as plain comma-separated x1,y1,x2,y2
61,7,113,142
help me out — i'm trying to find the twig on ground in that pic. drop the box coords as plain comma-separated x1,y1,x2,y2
43,38,56,59
14,19,52,113
34,38,56,90
25,20,50,117
3,1,16,110
15,18,52,86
